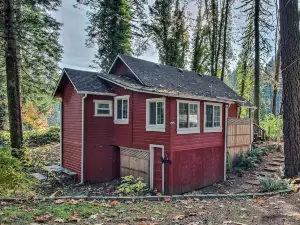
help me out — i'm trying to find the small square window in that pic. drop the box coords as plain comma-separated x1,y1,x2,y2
146,98,166,132
94,100,112,117
204,103,222,132
177,100,200,134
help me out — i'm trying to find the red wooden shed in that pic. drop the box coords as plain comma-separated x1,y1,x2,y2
54,54,253,195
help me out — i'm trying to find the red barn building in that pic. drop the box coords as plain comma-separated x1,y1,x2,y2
54,54,252,195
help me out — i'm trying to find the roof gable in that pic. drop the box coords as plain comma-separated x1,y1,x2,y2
53,68,114,96
115,54,248,103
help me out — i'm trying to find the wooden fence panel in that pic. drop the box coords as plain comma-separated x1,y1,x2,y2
227,118,252,162
120,148,150,185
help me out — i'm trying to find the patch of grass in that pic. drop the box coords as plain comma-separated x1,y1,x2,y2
260,176,290,192
0,200,175,224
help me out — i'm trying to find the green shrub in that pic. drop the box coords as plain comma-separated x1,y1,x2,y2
226,151,232,170
0,126,60,147
24,126,60,147
117,175,148,196
261,114,283,141
235,152,257,170
0,131,10,146
260,176,290,192
0,146,34,197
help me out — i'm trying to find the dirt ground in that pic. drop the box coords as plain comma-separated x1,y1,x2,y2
2,192,300,224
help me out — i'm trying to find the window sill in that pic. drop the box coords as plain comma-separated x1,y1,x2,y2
94,114,112,117
114,120,129,124
177,128,200,134
146,126,165,132
204,128,222,133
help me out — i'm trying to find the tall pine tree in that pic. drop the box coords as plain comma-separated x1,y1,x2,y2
145,0,189,68
85,0,147,71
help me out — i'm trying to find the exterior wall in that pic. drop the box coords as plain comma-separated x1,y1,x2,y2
228,103,238,118
62,81,83,180
84,95,120,182
168,98,226,194
111,84,171,193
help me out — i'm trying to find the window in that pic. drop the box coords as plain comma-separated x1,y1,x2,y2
94,100,112,116
146,98,166,132
114,95,129,124
177,100,200,134
204,103,222,132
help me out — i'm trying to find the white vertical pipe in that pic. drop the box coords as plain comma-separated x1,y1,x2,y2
224,104,229,181
80,94,87,184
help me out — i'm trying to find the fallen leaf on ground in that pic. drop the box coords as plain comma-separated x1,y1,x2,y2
54,218,65,223
2,218,13,222
172,215,185,220
33,214,53,223
111,200,120,206
189,212,197,216
55,199,65,204
223,221,246,225
69,216,80,222
137,217,148,221
21,205,35,212
253,198,266,205
164,196,171,202
89,214,98,220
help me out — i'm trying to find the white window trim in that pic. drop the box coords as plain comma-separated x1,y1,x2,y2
114,95,130,124
176,100,200,134
204,102,223,132
146,98,166,132
93,100,112,117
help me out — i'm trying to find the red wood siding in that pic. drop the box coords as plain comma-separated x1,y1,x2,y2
112,85,171,152
84,95,120,182
168,98,226,194
171,146,224,194
62,81,82,180
228,103,238,117
169,98,225,151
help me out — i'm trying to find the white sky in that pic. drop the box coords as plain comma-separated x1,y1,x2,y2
51,1,275,72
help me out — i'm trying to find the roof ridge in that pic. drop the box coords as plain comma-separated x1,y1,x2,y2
118,54,213,78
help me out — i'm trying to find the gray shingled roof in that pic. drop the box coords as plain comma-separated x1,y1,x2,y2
63,68,113,94
118,54,249,103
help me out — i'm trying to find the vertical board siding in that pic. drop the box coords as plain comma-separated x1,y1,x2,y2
227,118,251,163
84,95,120,182
62,81,82,180
171,147,224,194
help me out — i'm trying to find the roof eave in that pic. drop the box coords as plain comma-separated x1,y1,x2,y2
97,75,236,104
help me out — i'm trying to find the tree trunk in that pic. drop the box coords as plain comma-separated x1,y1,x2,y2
210,0,217,76
214,0,225,78
253,0,260,125
220,0,230,81
280,0,300,177
239,59,247,118
272,41,280,116
4,0,23,153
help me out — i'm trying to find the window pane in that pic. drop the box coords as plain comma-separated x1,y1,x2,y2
205,105,213,127
157,102,164,125
98,109,110,115
149,102,156,125
117,99,122,119
179,103,188,128
99,103,109,109
189,104,198,128
214,106,221,127
122,99,128,119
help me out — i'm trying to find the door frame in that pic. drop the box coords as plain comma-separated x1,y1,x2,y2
149,144,165,194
